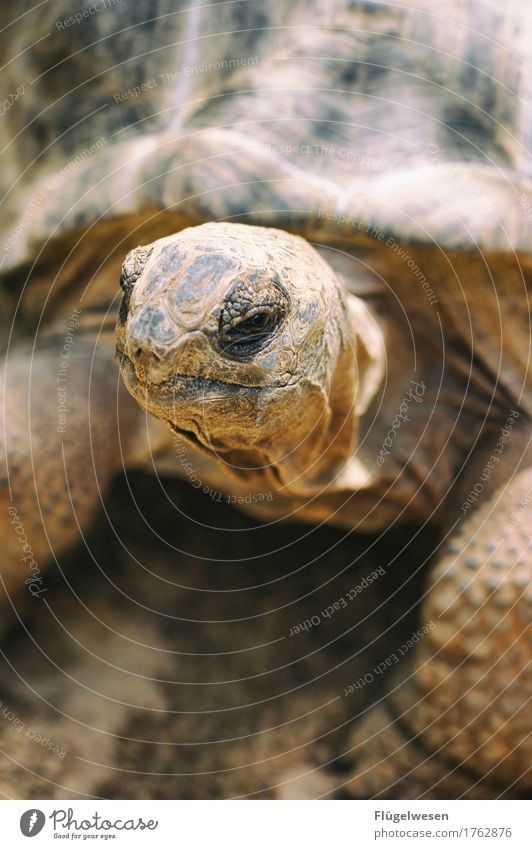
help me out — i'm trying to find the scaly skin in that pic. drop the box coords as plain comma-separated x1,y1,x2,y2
344,431,532,798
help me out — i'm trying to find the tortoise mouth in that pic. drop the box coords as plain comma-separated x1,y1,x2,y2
167,422,210,452
116,348,255,395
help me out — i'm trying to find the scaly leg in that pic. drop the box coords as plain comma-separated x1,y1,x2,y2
0,330,147,605
343,427,532,798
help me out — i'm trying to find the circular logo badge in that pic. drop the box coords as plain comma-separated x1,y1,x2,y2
20,809,46,837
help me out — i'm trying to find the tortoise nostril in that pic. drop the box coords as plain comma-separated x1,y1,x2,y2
132,345,162,365
127,306,178,376
133,347,161,361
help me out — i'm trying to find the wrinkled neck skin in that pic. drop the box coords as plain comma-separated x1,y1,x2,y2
258,290,385,496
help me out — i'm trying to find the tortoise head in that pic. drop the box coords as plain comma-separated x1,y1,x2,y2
116,222,384,492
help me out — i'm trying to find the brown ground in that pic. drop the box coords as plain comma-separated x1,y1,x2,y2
0,472,433,799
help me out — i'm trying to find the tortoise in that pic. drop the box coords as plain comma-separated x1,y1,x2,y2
0,0,531,799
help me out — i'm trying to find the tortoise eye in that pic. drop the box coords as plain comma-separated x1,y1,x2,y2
120,245,154,296
219,279,288,357
221,309,279,353
243,313,269,331
119,268,134,297
234,310,274,335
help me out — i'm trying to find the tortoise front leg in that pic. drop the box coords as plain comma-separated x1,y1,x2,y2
343,428,532,799
0,331,146,607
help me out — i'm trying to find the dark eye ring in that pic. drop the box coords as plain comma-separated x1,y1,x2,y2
220,308,280,355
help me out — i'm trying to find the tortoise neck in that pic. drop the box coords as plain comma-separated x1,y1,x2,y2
313,291,386,491
262,290,385,496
